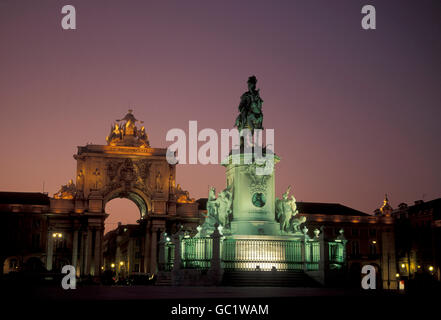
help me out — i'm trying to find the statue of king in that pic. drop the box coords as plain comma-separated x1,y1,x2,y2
234,75,264,134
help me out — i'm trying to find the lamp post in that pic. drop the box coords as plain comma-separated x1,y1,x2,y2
52,232,63,270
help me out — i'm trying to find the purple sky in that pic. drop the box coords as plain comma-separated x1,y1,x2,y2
1,0,440,231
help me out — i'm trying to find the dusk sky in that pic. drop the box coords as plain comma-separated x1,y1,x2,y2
1,0,440,231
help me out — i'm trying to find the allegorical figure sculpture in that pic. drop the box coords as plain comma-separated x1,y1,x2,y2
175,184,195,203
234,75,264,134
155,171,162,192
106,109,150,147
275,186,306,234
116,109,140,136
217,187,233,228
207,187,219,220
137,126,149,147
275,186,296,232
198,186,233,237
54,179,77,200
290,215,306,233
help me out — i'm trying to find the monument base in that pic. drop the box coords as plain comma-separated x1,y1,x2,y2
222,234,306,271
231,220,281,236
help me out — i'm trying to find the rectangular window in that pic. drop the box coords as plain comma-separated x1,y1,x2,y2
32,218,41,229
351,228,359,237
351,241,360,256
369,228,377,237
32,234,40,249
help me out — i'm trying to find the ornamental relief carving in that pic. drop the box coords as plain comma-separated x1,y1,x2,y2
102,158,153,195
136,160,152,180
106,161,121,181
243,164,270,194
120,159,136,181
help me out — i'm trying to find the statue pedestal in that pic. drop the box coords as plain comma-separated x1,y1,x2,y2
223,152,281,236
231,220,281,236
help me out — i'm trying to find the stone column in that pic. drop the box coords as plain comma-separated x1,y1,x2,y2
342,239,348,269
318,227,329,285
158,232,167,271
211,228,221,270
171,230,183,285
209,226,223,285
381,226,397,289
143,222,151,273
301,237,307,272
84,229,92,275
78,231,84,276
115,240,121,272
301,226,309,271
172,232,182,270
93,229,102,276
46,231,54,271
128,237,134,274
150,228,158,273
72,230,79,270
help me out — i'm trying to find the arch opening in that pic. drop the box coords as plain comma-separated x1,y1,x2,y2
104,191,148,234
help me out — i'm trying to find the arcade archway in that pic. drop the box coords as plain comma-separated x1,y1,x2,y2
104,189,150,218
105,197,143,233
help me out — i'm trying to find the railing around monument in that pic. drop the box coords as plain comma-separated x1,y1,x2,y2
328,241,345,268
221,238,316,271
305,241,320,271
160,235,323,272
181,237,213,269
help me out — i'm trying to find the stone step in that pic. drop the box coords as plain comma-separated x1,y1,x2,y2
222,271,321,287
155,272,172,286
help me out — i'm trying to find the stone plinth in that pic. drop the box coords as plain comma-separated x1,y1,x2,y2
223,153,280,236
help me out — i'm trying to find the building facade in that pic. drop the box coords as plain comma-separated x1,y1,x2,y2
0,192,50,275
393,198,441,284
298,200,397,289
1,110,201,278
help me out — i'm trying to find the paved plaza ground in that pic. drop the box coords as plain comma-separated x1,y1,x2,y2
23,285,377,300
2,284,436,319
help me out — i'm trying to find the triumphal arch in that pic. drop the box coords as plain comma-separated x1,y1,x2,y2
49,110,199,277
